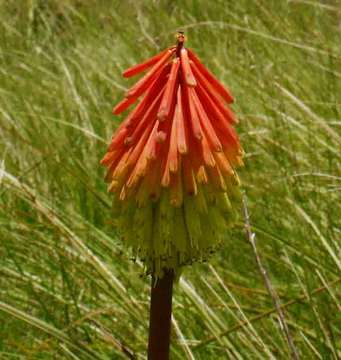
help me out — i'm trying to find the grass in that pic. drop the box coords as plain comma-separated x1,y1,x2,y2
0,0,340,358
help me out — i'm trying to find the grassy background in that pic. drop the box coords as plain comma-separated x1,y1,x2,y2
0,0,340,358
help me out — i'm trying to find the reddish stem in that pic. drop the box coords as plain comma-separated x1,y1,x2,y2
147,270,174,360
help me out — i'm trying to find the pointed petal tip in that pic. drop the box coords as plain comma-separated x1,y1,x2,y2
124,137,132,146
178,146,188,155
157,110,167,122
161,174,170,188
195,133,203,141
112,96,137,115
156,131,167,143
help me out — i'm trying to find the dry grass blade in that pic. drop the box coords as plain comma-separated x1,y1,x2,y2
275,83,341,145
172,316,196,360
192,276,340,350
242,195,300,359
287,198,341,271
0,301,100,359
175,21,340,58
206,265,276,359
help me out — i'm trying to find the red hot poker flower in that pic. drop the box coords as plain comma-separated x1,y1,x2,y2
101,33,244,278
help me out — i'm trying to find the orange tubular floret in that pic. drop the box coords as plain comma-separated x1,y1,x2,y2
176,87,188,154
167,101,179,173
195,81,239,150
127,96,170,188
183,86,202,140
107,127,128,152
126,48,175,98
161,158,170,187
223,147,242,167
126,113,160,169
108,149,132,190
100,150,116,166
134,121,159,178
144,124,160,160
191,62,237,124
160,116,173,188
109,64,168,139
180,48,197,87
119,185,128,201
101,150,121,167
156,131,167,144
122,181,140,201
123,48,173,78
182,155,197,196
218,122,239,149
186,129,208,185
104,148,126,182
201,134,216,168
112,96,137,115
124,88,165,147
124,64,170,128
196,166,208,184
158,117,173,187
212,114,240,150
194,79,232,126
170,166,183,207
188,49,234,103
158,59,180,121
213,152,233,176
148,162,162,201
125,120,155,189
112,150,131,180
191,89,222,152
136,163,160,205
146,128,168,164
157,120,172,148
207,165,227,191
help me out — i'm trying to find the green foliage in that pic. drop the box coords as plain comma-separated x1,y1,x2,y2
0,0,340,358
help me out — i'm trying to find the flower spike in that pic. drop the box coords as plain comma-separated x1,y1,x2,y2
102,33,244,279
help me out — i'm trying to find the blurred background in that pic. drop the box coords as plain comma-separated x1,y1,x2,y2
0,0,340,359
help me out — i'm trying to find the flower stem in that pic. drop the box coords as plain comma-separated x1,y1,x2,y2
147,270,174,360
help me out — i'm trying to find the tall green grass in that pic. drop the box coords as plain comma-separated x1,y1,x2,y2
0,0,340,358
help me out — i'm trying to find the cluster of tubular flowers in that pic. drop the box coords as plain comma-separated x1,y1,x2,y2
101,33,243,278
